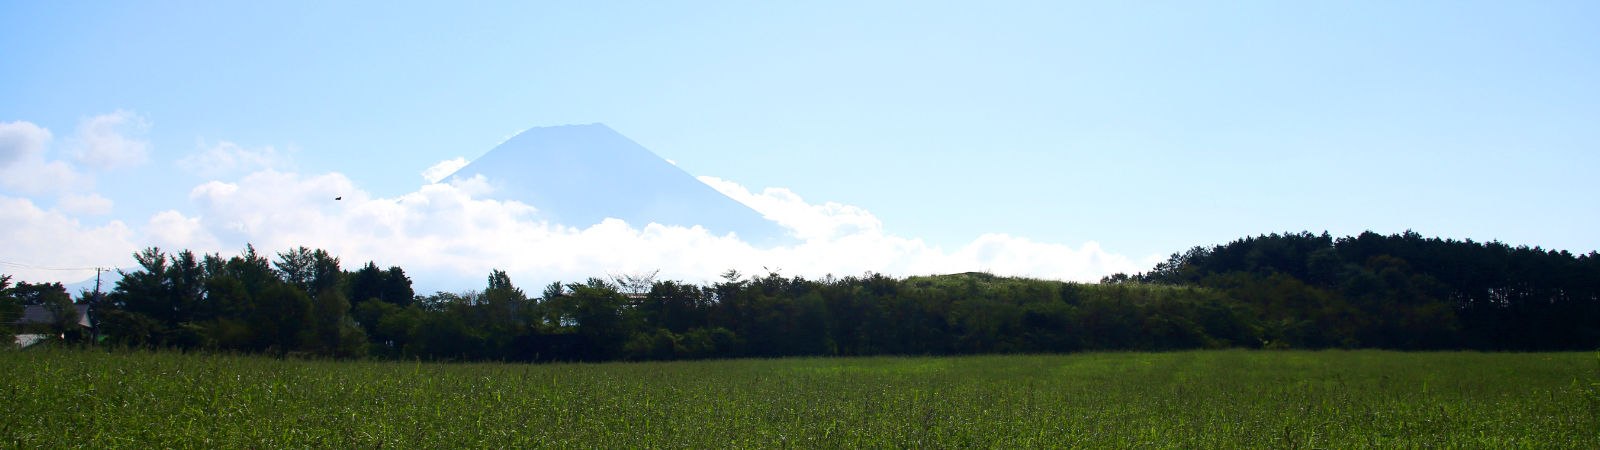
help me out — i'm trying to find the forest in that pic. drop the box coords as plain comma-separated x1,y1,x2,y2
3,230,1596,360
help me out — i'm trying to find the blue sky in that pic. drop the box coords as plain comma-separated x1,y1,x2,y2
2,1,1597,290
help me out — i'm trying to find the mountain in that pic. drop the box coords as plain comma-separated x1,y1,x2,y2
62,270,122,297
445,123,790,246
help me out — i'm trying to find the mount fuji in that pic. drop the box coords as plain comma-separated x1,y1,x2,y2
444,123,791,246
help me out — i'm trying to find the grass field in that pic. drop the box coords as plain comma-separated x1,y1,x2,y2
1,349,1596,449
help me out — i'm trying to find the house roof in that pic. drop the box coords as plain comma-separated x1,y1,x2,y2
9,304,91,328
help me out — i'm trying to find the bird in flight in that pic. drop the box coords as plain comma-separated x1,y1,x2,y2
335,197,342,200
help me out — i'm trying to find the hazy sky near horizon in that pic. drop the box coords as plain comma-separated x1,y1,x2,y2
2,1,1597,290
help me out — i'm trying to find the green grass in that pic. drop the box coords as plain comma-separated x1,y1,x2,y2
2,349,1596,449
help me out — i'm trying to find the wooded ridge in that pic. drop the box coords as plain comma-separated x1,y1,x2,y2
4,230,1595,360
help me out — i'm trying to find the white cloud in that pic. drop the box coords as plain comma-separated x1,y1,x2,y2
700,176,883,241
2,160,88,195
951,235,1127,279
0,120,92,195
1,112,148,199
57,193,113,216
177,140,295,177
422,157,469,183
0,120,52,168
0,195,137,283
130,170,1144,291
69,110,150,171
442,173,497,197
144,210,221,251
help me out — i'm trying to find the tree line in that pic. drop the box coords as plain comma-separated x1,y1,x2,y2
1132,230,1600,350
3,230,1596,359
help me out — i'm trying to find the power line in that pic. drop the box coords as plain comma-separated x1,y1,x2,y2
0,260,118,272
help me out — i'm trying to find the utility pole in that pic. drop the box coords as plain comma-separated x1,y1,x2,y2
91,267,103,340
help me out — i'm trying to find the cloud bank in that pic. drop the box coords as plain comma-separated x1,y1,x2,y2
1,133,1145,290
7,171,1140,292
0,195,138,280
0,113,159,278
0,114,155,282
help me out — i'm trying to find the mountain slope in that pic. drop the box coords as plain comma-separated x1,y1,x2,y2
446,123,788,245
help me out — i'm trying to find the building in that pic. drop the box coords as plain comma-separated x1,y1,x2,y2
9,304,92,348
